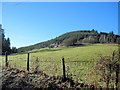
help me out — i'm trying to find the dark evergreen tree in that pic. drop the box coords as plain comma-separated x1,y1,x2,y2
0,25,2,55
11,47,17,53
116,37,120,44
0,24,13,55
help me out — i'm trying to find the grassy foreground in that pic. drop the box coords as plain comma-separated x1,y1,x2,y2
2,44,119,86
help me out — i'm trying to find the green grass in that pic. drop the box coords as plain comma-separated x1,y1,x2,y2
2,44,119,86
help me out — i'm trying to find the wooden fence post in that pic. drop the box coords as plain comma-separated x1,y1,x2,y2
62,57,66,81
116,64,119,89
5,51,8,67
27,53,29,71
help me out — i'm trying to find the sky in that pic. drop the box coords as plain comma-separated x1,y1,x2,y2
1,0,120,2
2,2,118,48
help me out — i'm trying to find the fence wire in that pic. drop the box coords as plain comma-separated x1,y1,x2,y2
4,52,120,88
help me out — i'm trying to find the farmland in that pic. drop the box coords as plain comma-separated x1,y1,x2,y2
2,44,119,87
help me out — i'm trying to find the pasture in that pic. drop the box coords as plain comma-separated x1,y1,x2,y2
2,44,119,86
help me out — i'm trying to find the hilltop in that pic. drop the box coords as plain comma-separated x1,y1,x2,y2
18,29,120,52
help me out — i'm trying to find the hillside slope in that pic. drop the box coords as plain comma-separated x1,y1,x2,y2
18,30,120,52
5,44,119,85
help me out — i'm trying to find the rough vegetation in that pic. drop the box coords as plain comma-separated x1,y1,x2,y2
1,66,96,89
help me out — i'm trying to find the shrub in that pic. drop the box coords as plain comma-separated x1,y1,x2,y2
63,37,77,46
94,50,120,88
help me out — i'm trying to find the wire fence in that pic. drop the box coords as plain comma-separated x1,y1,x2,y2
3,51,120,88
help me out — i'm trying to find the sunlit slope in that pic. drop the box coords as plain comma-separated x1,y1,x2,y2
3,44,118,84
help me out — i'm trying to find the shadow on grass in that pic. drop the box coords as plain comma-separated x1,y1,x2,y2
13,48,62,55
11,43,94,56
30,48,62,54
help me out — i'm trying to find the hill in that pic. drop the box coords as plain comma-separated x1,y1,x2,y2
18,29,120,52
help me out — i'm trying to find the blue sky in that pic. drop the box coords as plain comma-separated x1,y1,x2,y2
2,2,118,48
1,0,120,2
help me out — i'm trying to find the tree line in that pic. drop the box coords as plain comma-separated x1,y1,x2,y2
62,29,120,46
0,24,17,55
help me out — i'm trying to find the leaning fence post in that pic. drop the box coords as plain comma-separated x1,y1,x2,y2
27,53,29,71
5,51,8,67
62,57,66,81
116,64,119,89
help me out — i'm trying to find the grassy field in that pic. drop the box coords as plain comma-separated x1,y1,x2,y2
2,44,119,86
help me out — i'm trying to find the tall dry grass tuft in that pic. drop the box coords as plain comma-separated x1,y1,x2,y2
32,57,39,74
94,66,98,88
88,74,91,88
6,62,11,71
54,63,57,72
